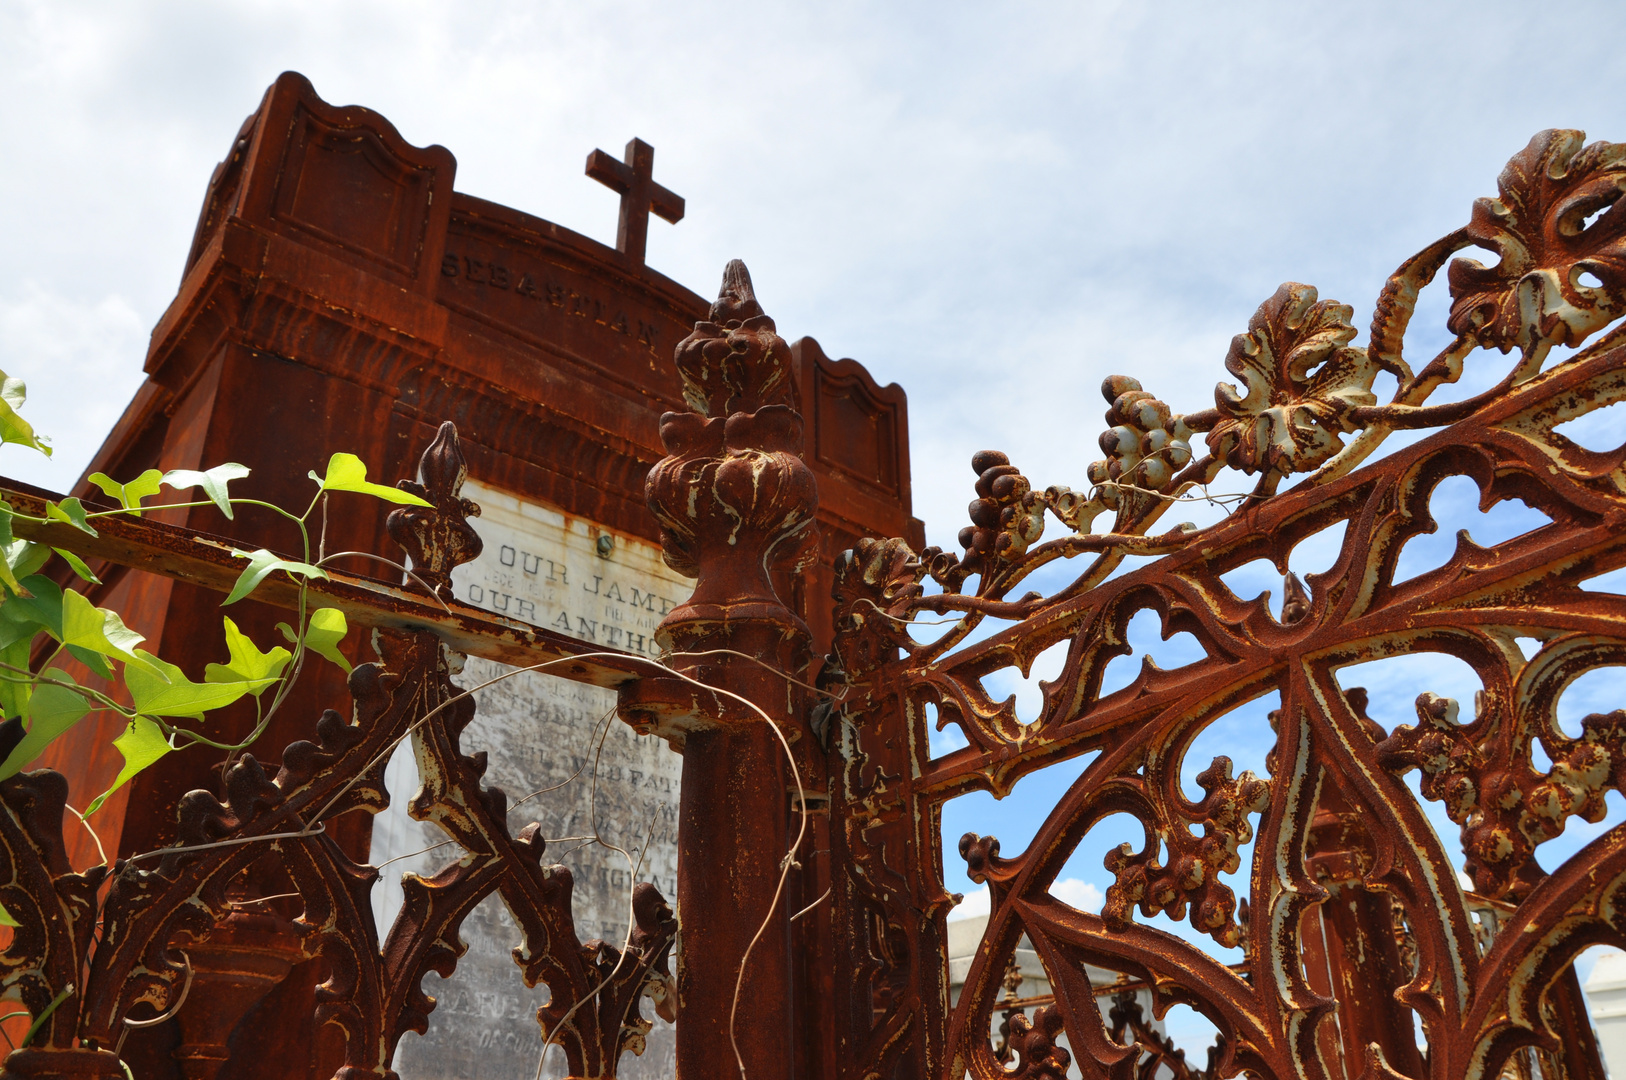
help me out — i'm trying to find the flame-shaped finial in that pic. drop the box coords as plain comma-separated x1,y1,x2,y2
673,259,794,416
710,259,765,325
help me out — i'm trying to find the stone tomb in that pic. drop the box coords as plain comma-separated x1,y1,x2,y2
452,480,684,661
53,71,922,1079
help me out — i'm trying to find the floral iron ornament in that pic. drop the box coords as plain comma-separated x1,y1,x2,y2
819,129,1626,1080
620,260,820,1080
1206,282,1380,495
1449,129,1626,356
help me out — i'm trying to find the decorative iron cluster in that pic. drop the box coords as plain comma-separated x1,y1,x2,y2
4,126,1626,1080
643,260,819,638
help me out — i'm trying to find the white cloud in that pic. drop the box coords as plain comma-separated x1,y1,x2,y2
5,1,1626,528
948,878,1103,922
1051,878,1105,915
949,885,990,921
0,284,147,490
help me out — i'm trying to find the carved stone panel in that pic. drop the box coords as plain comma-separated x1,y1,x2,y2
437,204,692,406
369,481,692,1078
449,480,687,659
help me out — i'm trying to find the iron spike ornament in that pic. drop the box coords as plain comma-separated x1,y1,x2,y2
385,421,482,603
640,258,818,643
620,259,818,1080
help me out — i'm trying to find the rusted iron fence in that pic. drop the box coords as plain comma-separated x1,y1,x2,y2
820,128,1626,1080
1,128,1625,1080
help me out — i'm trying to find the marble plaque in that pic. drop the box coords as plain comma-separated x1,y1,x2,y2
370,480,691,1079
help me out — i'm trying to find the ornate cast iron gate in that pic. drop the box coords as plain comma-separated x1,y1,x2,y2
0,128,1624,1080
817,127,1626,1080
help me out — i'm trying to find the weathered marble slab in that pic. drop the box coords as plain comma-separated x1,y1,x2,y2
370,480,690,1079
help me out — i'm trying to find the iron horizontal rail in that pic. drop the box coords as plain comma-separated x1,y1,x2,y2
915,519,1626,798
0,477,645,690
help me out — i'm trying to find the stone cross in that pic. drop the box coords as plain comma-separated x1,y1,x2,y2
585,137,686,264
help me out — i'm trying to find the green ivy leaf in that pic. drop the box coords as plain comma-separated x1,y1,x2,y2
224,549,328,606
0,638,32,722
52,548,100,585
0,373,50,458
87,470,163,517
0,580,123,681
61,590,147,668
65,645,112,680
0,503,27,597
0,637,30,722
301,607,352,674
125,651,271,720
5,540,52,582
205,617,291,690
44,498,96,537
0,670,92,780
309,453,432,507
0,575,64,644
84,715,171,815
162,464,250,521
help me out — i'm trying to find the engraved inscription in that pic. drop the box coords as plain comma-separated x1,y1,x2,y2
442,251,664,351
449,480,689,657
373,663,679,1080
370,480,690,1079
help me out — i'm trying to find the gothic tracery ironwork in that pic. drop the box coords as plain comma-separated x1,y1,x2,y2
0,429,676,1080
824,127,1626,1079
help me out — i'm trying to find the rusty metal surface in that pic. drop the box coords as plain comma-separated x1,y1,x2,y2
0,71,920,1080
619,260,820,1080
0,71,907,1080
585,138,686,265
0,626,675,1080
821,129,1626,1079
106,68,918,679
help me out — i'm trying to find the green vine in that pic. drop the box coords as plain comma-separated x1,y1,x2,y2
0,368,432,838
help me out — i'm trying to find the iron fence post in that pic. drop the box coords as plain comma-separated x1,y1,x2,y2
619,260,819,1080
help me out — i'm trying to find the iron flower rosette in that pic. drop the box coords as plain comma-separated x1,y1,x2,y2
647,407,818,634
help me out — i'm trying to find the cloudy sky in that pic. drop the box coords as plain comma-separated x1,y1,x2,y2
5,0,1626,1048
7,0,1626,526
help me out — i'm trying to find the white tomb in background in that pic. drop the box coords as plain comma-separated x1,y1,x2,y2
1585,949,1626,1075
946,910,1165,1066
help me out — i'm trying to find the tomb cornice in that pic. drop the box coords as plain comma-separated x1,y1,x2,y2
147,218,451,384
